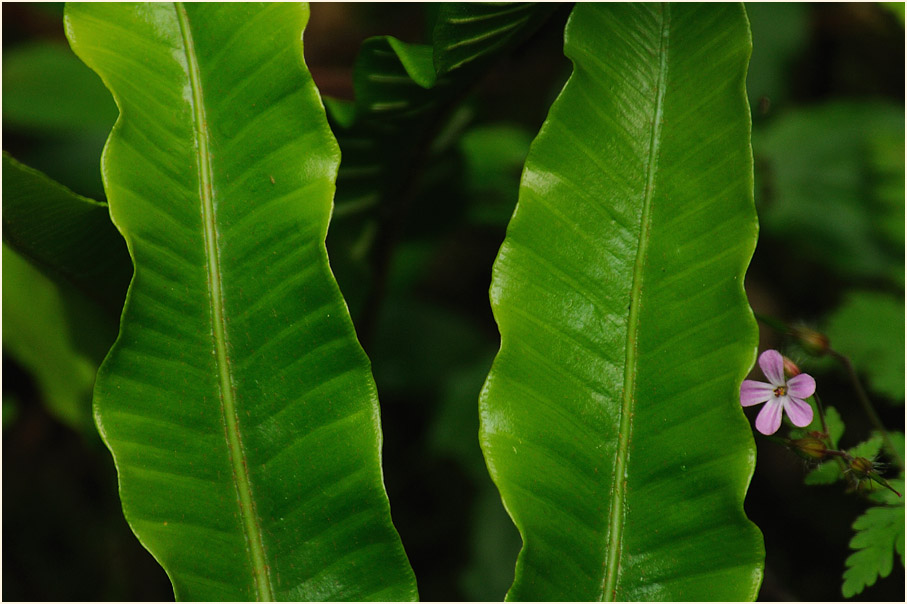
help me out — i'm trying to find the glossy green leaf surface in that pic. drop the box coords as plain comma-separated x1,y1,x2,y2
65,3,415,600
480,4,763,600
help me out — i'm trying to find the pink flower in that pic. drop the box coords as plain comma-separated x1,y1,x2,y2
741,349,815,435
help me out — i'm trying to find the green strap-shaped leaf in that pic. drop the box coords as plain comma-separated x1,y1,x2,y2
65,3,416,600
479,4,763,600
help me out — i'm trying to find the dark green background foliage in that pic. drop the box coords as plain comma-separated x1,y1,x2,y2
2,2,904,601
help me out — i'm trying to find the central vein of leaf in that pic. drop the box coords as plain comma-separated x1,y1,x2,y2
175,5,272,600
601,5,671,600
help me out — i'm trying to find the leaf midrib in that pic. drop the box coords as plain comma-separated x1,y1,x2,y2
175,4,272,600
600,4,671,601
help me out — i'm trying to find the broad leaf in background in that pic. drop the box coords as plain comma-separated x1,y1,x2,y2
2,153,128,433
866,128,905,251
2,152,131,315
480,4,763,600
753,101,905,286
744,2,808,114
3,39,117,199
825,292,905,403
66,3,416,600
2,42,117,134
459,124,533,226
2,244,105,434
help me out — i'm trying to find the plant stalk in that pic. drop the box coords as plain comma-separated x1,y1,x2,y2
813,392,829,438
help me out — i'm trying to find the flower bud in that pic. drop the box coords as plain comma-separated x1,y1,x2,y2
792,326,830,357
849,456,875,479
782,356,801,378
790,437,827,461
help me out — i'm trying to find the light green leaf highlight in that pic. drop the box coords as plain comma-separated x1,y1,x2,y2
480,4,763,600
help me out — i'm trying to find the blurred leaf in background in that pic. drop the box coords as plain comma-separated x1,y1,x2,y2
754,101,904,287
3,4,116,200
322,7,570,598
2,152,131,315
880,2,906,24
459,124,533,227
323,3,559,329
745,2,809,115
825,291,905,403
2,151,129,435
3,42,117,134
2,244,99,435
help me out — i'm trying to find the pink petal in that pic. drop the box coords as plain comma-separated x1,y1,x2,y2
787,373,816,399
755,399,783,435
740,380,774,407
758,349,785,386
784,397,814,427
